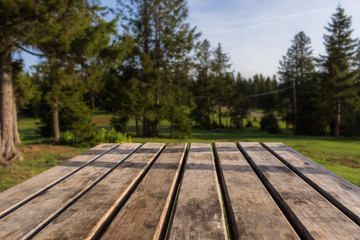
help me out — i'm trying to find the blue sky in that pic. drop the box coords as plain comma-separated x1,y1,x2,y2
21,0,360,78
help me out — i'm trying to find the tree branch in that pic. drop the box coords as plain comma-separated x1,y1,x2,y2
15,43,45,57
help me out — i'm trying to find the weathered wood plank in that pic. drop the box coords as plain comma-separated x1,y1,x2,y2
31,142,165,240
101,143,187,240
238,142,360,239
263,142,360,226
214,142,299,240
0,143,118,218
168,143,227,240
0,143,141,240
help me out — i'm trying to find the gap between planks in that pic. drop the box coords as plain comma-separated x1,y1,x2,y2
262,142,360,227
0,143,120,219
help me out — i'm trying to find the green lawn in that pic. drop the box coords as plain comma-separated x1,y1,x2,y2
1,113,358,192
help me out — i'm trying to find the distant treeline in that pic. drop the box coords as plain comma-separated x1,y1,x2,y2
1,1,359,160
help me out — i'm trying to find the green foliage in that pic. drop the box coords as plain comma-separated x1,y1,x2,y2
12,59,40,115
191,39,214,129
245,119,253,128
119,0,199,137
278,31,316,134
167,105,192,139
37,101,100,146
59,127,131,147
60,103,99,146
322,6,360,136
260,113,281,134
230,73,250,129
58,131,76,146
111,111,130,133
99,128,131,144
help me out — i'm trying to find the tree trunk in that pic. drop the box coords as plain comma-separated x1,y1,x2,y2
135,117,139,136
0,50,22,161
240,117,244,132
52,107,60,140
292,80,297,134
142,118,158,137
13,97,21,145
154,119,158,137
334,100,341,137
218,105,222,127
90,90,96,110
142,118,148,136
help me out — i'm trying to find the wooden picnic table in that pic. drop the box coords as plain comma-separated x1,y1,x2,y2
0,142,359,239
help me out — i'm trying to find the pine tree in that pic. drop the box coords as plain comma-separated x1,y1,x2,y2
278,31,315,134
0,0,63,161
322,6,359,136
35,1,119,140
211,43,232,128
191,39,214,129
230,73,250,130
119,0,197,137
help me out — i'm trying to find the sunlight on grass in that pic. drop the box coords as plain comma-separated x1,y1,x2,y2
12,115,360,189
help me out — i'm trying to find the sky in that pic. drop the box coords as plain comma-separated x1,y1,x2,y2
21,0,360,79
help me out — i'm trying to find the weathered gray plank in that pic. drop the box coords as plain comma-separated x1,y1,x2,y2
214,142,299,240
263,142,360,226
0,143,118,218
101,143,187,240
238,142,360,239
32,142,165,240
168,143,227,240
0,143,141,240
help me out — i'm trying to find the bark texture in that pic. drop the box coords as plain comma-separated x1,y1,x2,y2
0,50,22,161
52,107,60,140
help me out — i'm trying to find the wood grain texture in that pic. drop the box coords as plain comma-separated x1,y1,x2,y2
101,143,187,240
238,142,360,239
168,143,227,240
0,143,118,217
0,143,141,240
31,142,164,240
263,142,360,225
214,142,299,240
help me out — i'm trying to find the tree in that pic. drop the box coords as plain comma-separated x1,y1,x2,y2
119,0,197,137
322,6,359,137
191,39,214,129
36,1,100,140
211,43,232,128
34,1,119,140
230,73,250,130
12,60,40,117
278,31,315,134
0,0,60,161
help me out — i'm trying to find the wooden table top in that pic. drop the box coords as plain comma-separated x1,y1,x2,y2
0,142,359,240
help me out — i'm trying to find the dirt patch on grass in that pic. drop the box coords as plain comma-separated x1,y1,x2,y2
327,158,360,168
249,112,264,118
18,144,73,155
93,117,111,125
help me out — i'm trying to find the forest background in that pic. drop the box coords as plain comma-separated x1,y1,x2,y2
0,0,359,190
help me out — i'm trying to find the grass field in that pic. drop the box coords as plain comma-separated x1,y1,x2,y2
0,112,359,192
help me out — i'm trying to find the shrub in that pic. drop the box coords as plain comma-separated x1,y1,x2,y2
111,111,130,133
99,128,131,144
168,105,192,139
245,118,253,127
58,131,76,146
59,103,100,146
260,113,281,134
37,101,99,146
59,128,131,147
